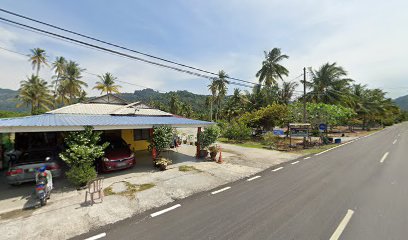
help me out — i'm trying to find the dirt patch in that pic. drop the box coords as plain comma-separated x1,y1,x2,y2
104,181,155,199
178,165,202,172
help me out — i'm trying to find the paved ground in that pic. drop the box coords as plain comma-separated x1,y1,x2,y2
0,140,302,239
74,123,407,240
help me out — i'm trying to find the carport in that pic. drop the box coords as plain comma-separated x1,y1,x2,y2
0,94,213,169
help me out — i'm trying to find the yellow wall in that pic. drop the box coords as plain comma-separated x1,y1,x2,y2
121,129,149,151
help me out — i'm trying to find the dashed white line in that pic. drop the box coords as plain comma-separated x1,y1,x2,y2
291,161,300,165
247,175,261,181
380,152,389,163
272,167,283,172
304,157,311,160
85,233,107,240
211,187,231,195
392,139,397,145
329,209,354,240
150,204,181,217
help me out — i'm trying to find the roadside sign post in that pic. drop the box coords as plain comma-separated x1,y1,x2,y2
289,123,311,148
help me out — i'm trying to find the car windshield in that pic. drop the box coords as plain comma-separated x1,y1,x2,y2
105,139,128,150
16,151,53,165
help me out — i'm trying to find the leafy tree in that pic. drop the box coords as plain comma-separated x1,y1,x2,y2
93,72,121,95
223,120,252,142
256,48,289,87
307,62,353,105
29,48,48,76
59,126,109,186
240,103,289,130
148,126,173,157
17,75,53,114
198,125,220,149
222,88,249,121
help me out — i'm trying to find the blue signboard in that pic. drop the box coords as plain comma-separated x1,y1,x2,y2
319,123,327,131
273,129,285,136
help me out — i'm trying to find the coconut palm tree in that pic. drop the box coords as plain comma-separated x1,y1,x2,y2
307,62,353,105
208,79,218,121
210,70,230,121
256,48,289,87
17,75,53,114
278,81,299,104
51,56,67,106
93,72,121,95
59,61,88,104
29,48,48,76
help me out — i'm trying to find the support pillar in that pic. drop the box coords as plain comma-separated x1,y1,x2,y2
149,128,157,160
196,127,201,158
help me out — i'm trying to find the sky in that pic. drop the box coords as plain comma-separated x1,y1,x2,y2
0,0,407,98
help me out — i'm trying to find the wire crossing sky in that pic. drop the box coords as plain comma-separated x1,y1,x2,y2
0,0,407,97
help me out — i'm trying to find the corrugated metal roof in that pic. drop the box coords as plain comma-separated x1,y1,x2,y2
0,114,213,133
47,102,173,116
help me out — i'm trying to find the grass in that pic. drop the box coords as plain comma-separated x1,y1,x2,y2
294,144,337,155
179,165,202,172
103,182,156,199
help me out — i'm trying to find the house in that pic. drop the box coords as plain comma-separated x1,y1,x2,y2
0,94,212,158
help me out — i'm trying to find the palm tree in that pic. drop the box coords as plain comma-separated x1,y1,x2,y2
51,56,67,106
59,61,88,104
278,81,299,104
208,79,218,121
213,70,229,121
29,48,48,76
256,48,289,87
169,93,181,115
307,62,353,105
93,72,121,95
17,75,53,114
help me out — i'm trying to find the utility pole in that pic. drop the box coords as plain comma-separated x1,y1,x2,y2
303,67,307,123
303,67,307,148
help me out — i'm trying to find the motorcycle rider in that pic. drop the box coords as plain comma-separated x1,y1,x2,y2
36,166,53,193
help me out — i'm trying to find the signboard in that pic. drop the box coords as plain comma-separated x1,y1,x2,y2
290,127,309,137
319,123,327,132
273,129,285,136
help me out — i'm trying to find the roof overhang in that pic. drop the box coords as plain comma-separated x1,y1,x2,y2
0,114,214,133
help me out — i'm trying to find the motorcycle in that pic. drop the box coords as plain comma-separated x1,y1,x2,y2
35,170,51,206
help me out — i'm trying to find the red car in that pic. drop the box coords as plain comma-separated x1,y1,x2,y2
97,136,135,172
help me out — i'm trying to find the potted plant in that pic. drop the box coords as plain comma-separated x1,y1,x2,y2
198,126,220,159
154,157,172,171
208,145,219,161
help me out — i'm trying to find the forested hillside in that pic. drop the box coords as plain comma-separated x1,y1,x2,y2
394,95,408,111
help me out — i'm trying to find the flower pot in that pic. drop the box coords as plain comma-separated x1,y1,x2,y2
210,151,218,161
199,150,209,158
158,164,167,171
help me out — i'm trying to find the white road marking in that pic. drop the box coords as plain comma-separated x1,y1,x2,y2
304,157,311,160
380,152,389,163
291,161,300,165
85,233,107,240
272,167,283,172
329,209,354,240
150,204,181,217
392,139,397,145
211,187,231,195
247,175,261,181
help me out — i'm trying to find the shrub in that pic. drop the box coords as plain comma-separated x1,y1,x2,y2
59,126,108,187
223,120,252,142
262,132,281,149
65,164,97,187
148,126,173,157
198,125,220,149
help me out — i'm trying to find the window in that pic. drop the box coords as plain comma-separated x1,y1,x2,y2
134,129,150,141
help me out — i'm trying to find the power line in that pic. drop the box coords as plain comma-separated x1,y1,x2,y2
0,16,255,89
0,7,258,86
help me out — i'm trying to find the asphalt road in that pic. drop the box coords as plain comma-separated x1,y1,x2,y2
76,123,408,240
